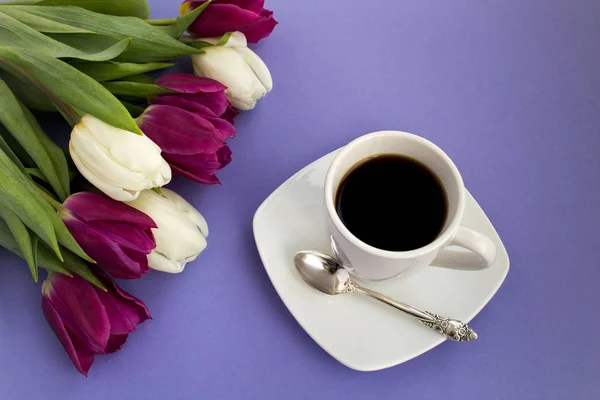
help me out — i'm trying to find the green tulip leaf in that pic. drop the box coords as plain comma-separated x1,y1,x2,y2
69,61,173,82
0,203,38,281
179,36,213,50
0,140,90,264
214,32,234,47
0,6,90,33
120,100,146,117
0,46,143,134
50,210,95,263
4,5,203,62
1,0,151,19
117,73,154,84
59,246,105,290
179,32,232,49
0,146,61,259
163,1,209,39
19,103,71,198
0,11,131,62
44,32,132,57
0,217,69,276
103,81,173,98
0,78,68,200
0,129,27,174
33,185,94,264
26,168,48,183
0,217,105,289
0,124,36,167
0,70,55,111
31,234,39,270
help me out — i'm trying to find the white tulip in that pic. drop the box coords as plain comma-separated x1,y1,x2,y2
70,115,171,202
127,189,208,273
191,31,273,110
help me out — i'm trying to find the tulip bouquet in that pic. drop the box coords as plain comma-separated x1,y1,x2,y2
0,0,277,375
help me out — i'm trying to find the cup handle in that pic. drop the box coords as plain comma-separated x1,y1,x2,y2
431,226,497,271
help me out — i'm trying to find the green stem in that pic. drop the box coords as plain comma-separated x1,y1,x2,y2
144,18,177,26
35,185,63,211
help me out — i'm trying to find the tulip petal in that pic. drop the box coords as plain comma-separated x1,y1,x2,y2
152,95,217,116
105,334,128,354
205,115,236,138
241,9,278,43
221,105,239,124
185,2,276,42
123,247,151,275
128,190,208,263
188,4,261,39
70,149,136,201
69,115,172,201
221,31,248,48
229,0,265,14
46,273,110,353
147,250,186,273
94,270,151,335
237,46,273,91
64,218,149,279
166,152,221,184
150,95,237,138
138,105,226,154
165,145,231,185
162,189,209,237
186,0,265,14
152,94,230,121
157,158,173,187
155,73,226,94
71,126,157,192
63,192,156,228
192,47,266,110
182,92,230,116
92,221,156,253
42,296,95,376
170,164,219,184
70,141,143,201
217,145,233,169
79,115,167,176
61,191,155,279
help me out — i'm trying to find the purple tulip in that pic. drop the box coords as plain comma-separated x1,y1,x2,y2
181,0,278,43
61,192,157,279
42,270,151,376
139,73,235,184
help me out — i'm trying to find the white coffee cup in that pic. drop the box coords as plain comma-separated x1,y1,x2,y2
324,130,497,282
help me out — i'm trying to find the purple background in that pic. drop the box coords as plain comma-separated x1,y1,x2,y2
1,0,599,398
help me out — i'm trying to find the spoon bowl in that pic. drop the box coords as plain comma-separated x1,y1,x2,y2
294,251,348,295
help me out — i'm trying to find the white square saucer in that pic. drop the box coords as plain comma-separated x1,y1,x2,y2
253,149,510,371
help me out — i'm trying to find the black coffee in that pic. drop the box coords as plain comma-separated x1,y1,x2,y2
335,155,447,252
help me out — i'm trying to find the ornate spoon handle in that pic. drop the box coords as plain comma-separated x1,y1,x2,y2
350,283,478,342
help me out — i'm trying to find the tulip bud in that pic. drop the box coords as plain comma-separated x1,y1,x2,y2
127,189,208,273
69,115,172,202
61,192,157,279
138,105,232,184
181,0,278,44
191,32,273,110
42,270,150,376
139,73,235,184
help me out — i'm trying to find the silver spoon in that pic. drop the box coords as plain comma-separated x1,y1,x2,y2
294,251,478,342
